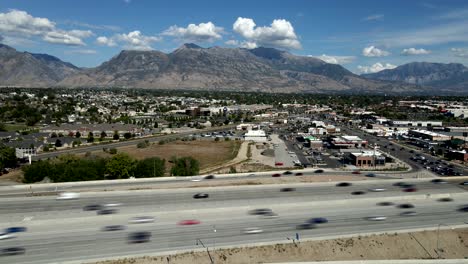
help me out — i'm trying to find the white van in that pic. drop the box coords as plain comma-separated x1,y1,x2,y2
56,192,80,200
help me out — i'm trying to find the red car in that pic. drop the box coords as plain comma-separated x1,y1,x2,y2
272,173,281,177
178,220,201,226
275,162,284,166
352,171,361,174
403,187,417,192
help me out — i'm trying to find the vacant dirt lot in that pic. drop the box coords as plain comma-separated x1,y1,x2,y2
92,140,241,171
91,228,468,264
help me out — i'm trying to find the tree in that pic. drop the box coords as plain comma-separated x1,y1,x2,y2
68,131,75,137
51,132,58,138
100,131,107,139
23,161,54,183
109,148,117,154
170,157,200,176
105,153,136,179
0,123,6,132
154,122,158,128
123,132,132,139
113,131,120,140
134,157,165,178
87,132,94,143
54,139,62,147
75,131,81,138
0,145,17,170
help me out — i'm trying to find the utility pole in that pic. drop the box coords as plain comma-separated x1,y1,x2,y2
195,238,214,264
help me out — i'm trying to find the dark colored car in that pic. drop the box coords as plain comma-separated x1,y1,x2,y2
83,204,102,211
403,187,417,192
400,211,418,217
248,208,273,215
351,191,365,195
102,225,126,231
409,150,414,153
193,193,209,199
397,203,415,209
438,197,454,202
431,179,447,184
280,187,296,192
204,175,215,180
377,201,394,206
314,169,324,173
458,205,468,212
1,247,25,256
283,171,293,175
296,223,316,230
272,173,281,177
308,217,328,224
128,231,151,243
295,172,303,176
352,171,361,174
459,181,468,186
365,173,376,177
336,182,351,187
97,208,118,215
4,227,27,233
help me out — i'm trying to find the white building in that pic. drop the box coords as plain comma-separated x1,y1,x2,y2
244,130,267,142
389,120,443,127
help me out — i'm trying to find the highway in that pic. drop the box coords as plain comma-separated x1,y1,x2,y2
1,178,467,263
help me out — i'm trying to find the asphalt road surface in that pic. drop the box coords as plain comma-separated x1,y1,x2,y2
1,179,467,263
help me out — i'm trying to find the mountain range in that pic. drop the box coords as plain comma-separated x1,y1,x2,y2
0,42,465,94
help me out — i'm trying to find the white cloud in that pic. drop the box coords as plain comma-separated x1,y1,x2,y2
362,45,390,57
65,49,97,54
362,14,384,21
162,22,223,42
225,39,239,46
0,9,92,46
97,31,160,50
450,48,468,58
96,36,116,47
309,54,356,64
358,62,397,74
233,17,301,50
401,47,431,55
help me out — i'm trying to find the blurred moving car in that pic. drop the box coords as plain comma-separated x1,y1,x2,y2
295,172,303,176
178,219,201,225
0,233,15,240
4,227,27,233
365,216,387,221
283,171,293,175
431,179,447,184
397,203,415,209
102,225,126,231
314,169,324,173
97,208,118,215
369,188,386,192
128,231,151,243
242,227,263,234
438,197,454,202
460,181,468,186
272,173,281,177
129,216,155,224
56,192,80,200
280,187,295,192
260,212,279,219
403,187,417,192
336,182,351,187
308,217,328,224
193,193,209,199
204,175,215,180
83,204,102,211
377,201,394,206
352,171,361,174
458,205,468,212
275,162,284,166
1,247,25,256
351,191,365,195
400,211,418,216
248,208,273,215
365,173,376,177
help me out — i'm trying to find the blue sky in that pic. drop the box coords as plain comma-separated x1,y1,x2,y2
1,0,468,73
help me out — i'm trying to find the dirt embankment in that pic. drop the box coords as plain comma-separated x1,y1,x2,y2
90,228,468,264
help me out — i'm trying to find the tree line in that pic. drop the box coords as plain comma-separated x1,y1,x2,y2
22,154,200,183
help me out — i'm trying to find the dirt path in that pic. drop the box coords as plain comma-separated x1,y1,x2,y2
90,228,468,264
200,141,249,174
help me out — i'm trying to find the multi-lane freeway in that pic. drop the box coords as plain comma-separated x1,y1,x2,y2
1,178,467,263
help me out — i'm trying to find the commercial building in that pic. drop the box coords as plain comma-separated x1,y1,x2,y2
389,120,443,127
447,150,468,162
331,135,367,149
408,129,451,141
349,150,386,167
244,130,268,142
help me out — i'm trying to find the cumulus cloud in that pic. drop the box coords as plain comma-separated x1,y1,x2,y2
362,45,390,57
358,62,397,74
97,31,160,50
309,54,356,64
401,47,431,55
224,39,257,49
362,14,384,21
163,22,223,42
0,9,92,46
450,48,468,58
225,39,239,46
233,17,301,50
